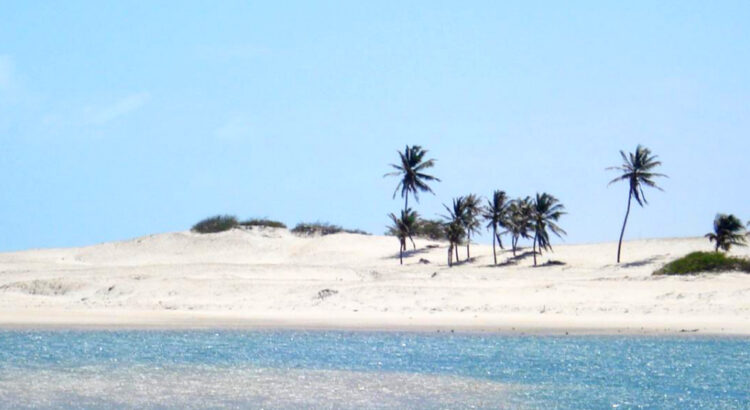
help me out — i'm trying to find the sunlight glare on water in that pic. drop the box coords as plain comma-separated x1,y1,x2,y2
0,330,747,409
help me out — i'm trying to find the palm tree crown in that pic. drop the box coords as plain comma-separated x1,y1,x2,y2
531,193,567,266
608,145,667,206
608,145,667,263
385,145,440,212
705,213,746,252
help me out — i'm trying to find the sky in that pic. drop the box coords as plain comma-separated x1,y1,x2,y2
1,1,749,251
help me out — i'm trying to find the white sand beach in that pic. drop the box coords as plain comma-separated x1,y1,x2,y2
0,229,748,334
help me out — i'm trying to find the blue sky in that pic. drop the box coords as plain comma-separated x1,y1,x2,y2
1,1,749,251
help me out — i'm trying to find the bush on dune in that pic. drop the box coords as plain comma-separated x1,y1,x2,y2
414,219,446,241
654,251,750,275
191,215,239,233
292,222,369,236
240,219,287,229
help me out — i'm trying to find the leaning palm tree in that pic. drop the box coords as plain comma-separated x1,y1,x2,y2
387,208,419,265
531,193,567,266
607,145,667,263
462,194,482,260
385,145,440,213
442,197,467,264
705,214,746,253
505,197,533,257
483,190,510,265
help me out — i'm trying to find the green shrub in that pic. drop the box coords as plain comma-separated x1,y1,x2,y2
191,215,239,233
415,219,446,240
239,218,287,229
654,251,750,275
292,222,369,236
342,228,370,235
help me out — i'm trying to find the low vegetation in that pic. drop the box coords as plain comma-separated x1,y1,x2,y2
291,222,369,236
414,219,446,240
654,252,750,275
240,218,287,229
191,215,239,233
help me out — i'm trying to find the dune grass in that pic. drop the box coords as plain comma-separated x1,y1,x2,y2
654,251,750,275
240,219,287,229
292,222,369,236
191,215,239,233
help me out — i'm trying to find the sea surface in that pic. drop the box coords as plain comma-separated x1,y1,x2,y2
0,330,747,409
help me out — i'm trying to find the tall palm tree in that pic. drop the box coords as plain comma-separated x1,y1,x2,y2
506,197,533,257
531,193,566,266
483,190,510,265
705,214,746,253
462,194,482,260
385,145,440,213
442,197,467,264
388,208,419,265
607,145,667,263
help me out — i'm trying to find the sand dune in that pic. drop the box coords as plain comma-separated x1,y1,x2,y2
0,228,748,334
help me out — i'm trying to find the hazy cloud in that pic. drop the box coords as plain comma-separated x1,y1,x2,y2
82,92,151,125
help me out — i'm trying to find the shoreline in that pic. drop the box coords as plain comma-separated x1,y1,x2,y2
1,310,748,337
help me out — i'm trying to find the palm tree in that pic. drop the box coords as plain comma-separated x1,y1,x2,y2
531,193,567,266
385,145,440,213
388,208,419,264
607,145,667,263
444,220,465,267
462,194,482,260
442,197,467,264
483,190,509,265
705,214,746,253
506,197,533,257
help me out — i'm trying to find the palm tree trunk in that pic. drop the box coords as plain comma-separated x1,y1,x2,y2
409,235,416,250
455,242,459,262
616,192,633,263
492,226,497,265
466,232,471,260
448,244,453,267
533,233,538,266
404,194,409,214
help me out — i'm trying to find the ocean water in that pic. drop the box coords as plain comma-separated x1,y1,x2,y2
0,330,747,409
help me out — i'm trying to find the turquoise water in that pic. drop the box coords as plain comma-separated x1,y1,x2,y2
0,330,748,409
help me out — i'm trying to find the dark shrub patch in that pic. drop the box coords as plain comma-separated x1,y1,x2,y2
654,251,750,275
240,219,287,229
415,219,446,240
292,222,369,236
191,215,239,233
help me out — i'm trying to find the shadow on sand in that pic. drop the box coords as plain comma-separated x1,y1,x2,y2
386,247,434,260
620,255,665,268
